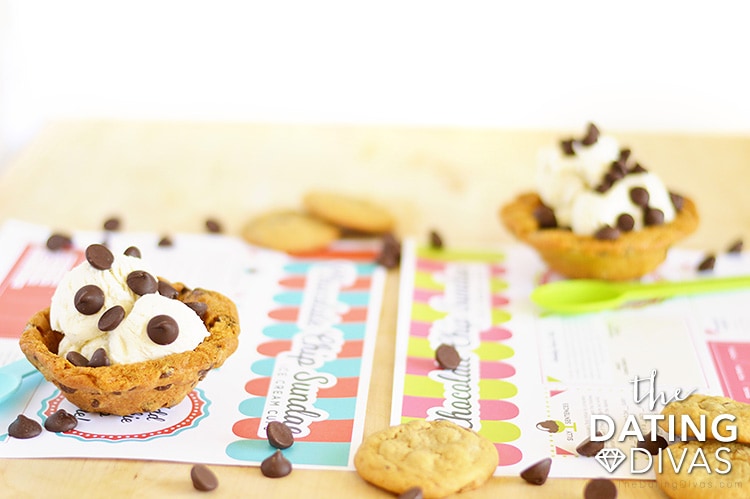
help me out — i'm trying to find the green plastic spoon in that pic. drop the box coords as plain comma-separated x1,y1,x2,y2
531,275,750,314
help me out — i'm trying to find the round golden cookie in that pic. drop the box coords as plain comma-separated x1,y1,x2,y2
655,440,750,499
19,284,240,416
353,420,498,499
659,394,750,444
303,191,395,234
500,192,698,280
242,210,341,253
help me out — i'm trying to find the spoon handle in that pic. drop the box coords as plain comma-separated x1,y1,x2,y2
625,275,750,301
0,357,37,379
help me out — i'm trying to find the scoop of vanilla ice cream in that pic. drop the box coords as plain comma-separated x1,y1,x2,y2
107,293,209,364
537,128,676,235
53,252,154,356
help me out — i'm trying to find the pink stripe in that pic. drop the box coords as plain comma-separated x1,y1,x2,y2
480,326,512,341
410,321,432,337
492,295,509,307
495,443,523,466
416,259,446,272
413,289,441,303
479,361,516,379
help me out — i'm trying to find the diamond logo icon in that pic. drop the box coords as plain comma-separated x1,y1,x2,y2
595,448,627,473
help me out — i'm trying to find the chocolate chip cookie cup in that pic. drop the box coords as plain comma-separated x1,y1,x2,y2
18,284,240,416
500,192,699,280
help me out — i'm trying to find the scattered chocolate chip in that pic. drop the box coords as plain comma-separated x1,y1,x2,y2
185,301,208,320
127,270,158,296
46,233,73,251
376,233,402,269
637,433,668,455
260,450,292,478
533,204,557,229
629,187,650,207
435,344,461,370
266,421,294,449
616,213,635,232
205,219,222,233
158,280,179,299
8,414,42,439
103,217,121,231
98,305,125,331
66,351,89,367
147,315,179,345
190,464,219,492
560,138,576,156
727,239,744,254
124,246,142,258
398,486,424,499
576,437,604,457
594,226,620,240
44,409,78,432
429,230,444,249
158,235,173,247
520,457,552,485
697,254,716,272
88,347,110,367
580,123,600,146
669,192,684,211
583,478,617,499
644,208,665,226
74,284,105,315
85,243,114,270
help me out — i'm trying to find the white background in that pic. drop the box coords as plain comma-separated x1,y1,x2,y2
1,1,750,168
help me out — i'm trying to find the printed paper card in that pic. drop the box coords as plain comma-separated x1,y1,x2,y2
392,239,750,480
0,220,384,470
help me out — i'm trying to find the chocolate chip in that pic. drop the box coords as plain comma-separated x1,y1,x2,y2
158,235,173,247
669,192,684,211
594,226,620,240
376,233,402,269
44,409,78,432
127,270,158,296
594,180,612,194
533,204,557,229
8,414,42,439
580,123,600,146
435,344,461,370
46,233,73,251
74,285,105,315
560,138,576,156
103,217,121,231
266,421,294,449
158,280,179,299
697,254,716,272
727,239,743,254
66,351,89,366
429,230,444,249
616,213,635,232
398,487,424,499
98,305,125,331
629,162,648,174
520,457,552,485
205,219,223,233
260,450,292,478
85,244,114,270
190,464,219,491
576,437,604,457
181,301,207,321
637,433,668,455
629,187,650,207
88,347,110,367
147,315,179,345
644,208,665,226
608,161,627,180
584,478,617,499
618,148,631,163
124,246,142,258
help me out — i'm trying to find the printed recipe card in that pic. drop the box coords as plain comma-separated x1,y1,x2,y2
0,220,384,470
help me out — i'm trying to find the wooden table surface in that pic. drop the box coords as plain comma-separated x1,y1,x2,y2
0,120,748,498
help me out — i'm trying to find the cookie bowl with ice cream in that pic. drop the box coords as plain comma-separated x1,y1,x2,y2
19,243,240,416
500,124,699,281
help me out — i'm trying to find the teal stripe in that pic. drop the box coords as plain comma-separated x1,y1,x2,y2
262,323,366,340
283,262,376,275
272,290,371,306
225,440,350,467
238,397,357,420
